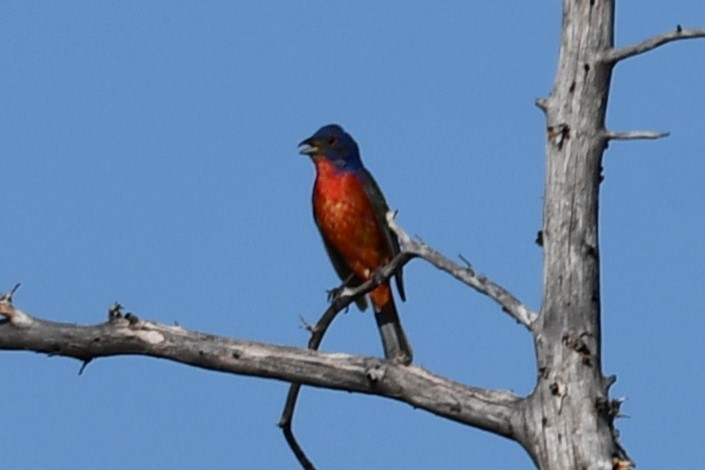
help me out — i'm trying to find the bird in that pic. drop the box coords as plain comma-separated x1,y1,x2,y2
299,124,412,365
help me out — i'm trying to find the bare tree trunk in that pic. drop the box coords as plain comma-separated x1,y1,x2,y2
519,1,618,468
517,0,699,467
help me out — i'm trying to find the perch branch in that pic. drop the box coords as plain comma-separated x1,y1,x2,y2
601,26,705,64
386,212,538,329
0,296,522,438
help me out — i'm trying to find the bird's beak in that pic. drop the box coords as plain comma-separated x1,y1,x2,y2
298,137,319,156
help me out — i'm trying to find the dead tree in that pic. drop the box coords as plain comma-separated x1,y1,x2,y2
1,2,703,468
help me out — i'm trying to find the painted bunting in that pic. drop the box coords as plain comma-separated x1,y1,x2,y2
299,124,412,365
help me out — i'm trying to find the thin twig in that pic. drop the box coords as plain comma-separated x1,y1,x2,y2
277,254,413,469
386,212,538,328
601,26,705,64
0,285,32,326
535,98,549,113
277,301,345,470
605,130,670,141
0,283,21,303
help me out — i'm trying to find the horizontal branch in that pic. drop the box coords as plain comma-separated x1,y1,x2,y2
0,301,522,438
601,26,705,64
387,213,538,329
605,130,670,141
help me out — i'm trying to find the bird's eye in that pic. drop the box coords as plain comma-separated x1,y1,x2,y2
328,137,337,145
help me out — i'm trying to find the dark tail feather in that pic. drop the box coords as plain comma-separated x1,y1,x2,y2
374,296,413,365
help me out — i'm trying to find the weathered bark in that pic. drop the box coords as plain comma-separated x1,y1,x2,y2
519,1,618,468
0,301,521,436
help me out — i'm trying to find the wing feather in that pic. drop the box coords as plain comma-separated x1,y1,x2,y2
359,169,406,301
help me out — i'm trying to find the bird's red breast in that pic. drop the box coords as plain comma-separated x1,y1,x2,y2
312,156,393,307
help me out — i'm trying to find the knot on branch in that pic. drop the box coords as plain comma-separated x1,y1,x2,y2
535,230,544,247
596,396,626,423
547,124,570,149
0,284,33,328
107,302,141,326
598,395,633,469
562,330,594,367
365,361,387,384
0,283,21,304
108,302,124,322
612,456,634,470
0,302,16,321
549,381,564,397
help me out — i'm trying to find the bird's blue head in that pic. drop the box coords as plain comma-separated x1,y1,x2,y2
299,124,363,171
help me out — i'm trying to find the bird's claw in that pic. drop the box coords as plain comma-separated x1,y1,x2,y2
326,286,344,303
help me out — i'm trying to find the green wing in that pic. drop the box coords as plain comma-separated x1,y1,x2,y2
359,168,406,302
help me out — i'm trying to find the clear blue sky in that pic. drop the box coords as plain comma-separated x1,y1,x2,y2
2,2,704,468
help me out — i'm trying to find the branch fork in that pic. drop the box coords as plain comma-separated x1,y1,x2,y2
0,285,33,328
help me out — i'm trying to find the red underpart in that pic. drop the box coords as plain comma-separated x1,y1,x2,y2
312,156,393,308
